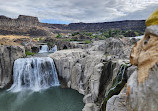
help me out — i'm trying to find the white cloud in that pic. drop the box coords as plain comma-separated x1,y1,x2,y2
0,0,157,23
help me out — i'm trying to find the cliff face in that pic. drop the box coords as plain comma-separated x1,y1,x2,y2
0,46,25,88
0,15,52,36
0,15,146,35
49,38,136,111
42,20,146,32
106,32,158,111
67,20,146,32
0,15,39,27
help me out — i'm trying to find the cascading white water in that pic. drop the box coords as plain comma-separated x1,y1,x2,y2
49,45,57,53
8,57,60,92
38,45,49,53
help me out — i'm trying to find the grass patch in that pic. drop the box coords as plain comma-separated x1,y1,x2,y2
84,40,91,44
39,37,42,41
25,51,36,56
47,42,51,47
56,33,62,38
34,38,38,40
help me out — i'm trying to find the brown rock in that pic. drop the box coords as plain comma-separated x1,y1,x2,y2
130,34,158,83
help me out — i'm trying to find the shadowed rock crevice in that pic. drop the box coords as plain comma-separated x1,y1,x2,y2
101,64,128,111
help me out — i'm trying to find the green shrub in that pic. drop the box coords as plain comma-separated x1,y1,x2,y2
56,34,62,38
101,64,128,110
84,40,91,44
47,42,51,47
25,51,36,56
84,32,93,36
72,32,80,36
96,35,106,40
39,38,42,41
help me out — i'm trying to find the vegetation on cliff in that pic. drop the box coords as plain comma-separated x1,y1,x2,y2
101,64,128,111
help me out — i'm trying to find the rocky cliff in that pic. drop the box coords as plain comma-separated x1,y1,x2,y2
0,15,146,35
67,20,146,32
0,46,25,88
41,20,146,33
106,31,158,111
49,38,136,111
0,15,51,36
0,15,39,27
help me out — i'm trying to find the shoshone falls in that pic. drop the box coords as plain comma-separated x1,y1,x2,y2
0,56,84,111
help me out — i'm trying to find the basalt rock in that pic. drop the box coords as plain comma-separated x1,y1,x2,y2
106,33,158,111
42,20,146,32
0,45,25,88
0,15,52,36
0,15,146,35
0,15,39,27
49,37,135,111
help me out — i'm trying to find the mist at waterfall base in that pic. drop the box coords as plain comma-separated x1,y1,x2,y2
0,57,84,111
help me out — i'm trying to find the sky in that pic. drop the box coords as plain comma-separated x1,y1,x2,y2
0,0,158,24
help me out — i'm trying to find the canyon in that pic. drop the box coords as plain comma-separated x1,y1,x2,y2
0,33,157,111
0,15,157,111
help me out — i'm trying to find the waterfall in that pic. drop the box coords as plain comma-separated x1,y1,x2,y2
49,45,57,53
101,64,128,110
8,57,60,92
39,45,49,53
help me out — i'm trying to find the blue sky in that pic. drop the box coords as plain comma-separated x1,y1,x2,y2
40,19,70,24
0,0,158,24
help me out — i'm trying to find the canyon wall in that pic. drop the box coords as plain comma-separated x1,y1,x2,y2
0,15,51,36
106,31,158,111
0,15,39,27
0,15,146,35
49,38,136,111
67,20,146,32
0,46,25,88
41,20,146,32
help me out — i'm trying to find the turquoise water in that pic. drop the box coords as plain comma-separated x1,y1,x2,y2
0,87,84,111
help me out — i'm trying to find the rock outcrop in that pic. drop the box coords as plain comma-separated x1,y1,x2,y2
106,32,158,111
0,45,25,88
130,33,158,83
49,37,136,111
0,15,39,27
0,15,52,36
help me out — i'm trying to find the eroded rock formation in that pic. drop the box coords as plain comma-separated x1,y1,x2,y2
106,32,158,111
0,15,39,27
0,46,25,88
49,38,136,111
0,15,52,36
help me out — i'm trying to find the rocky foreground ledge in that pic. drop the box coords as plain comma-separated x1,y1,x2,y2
106,34,158,111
